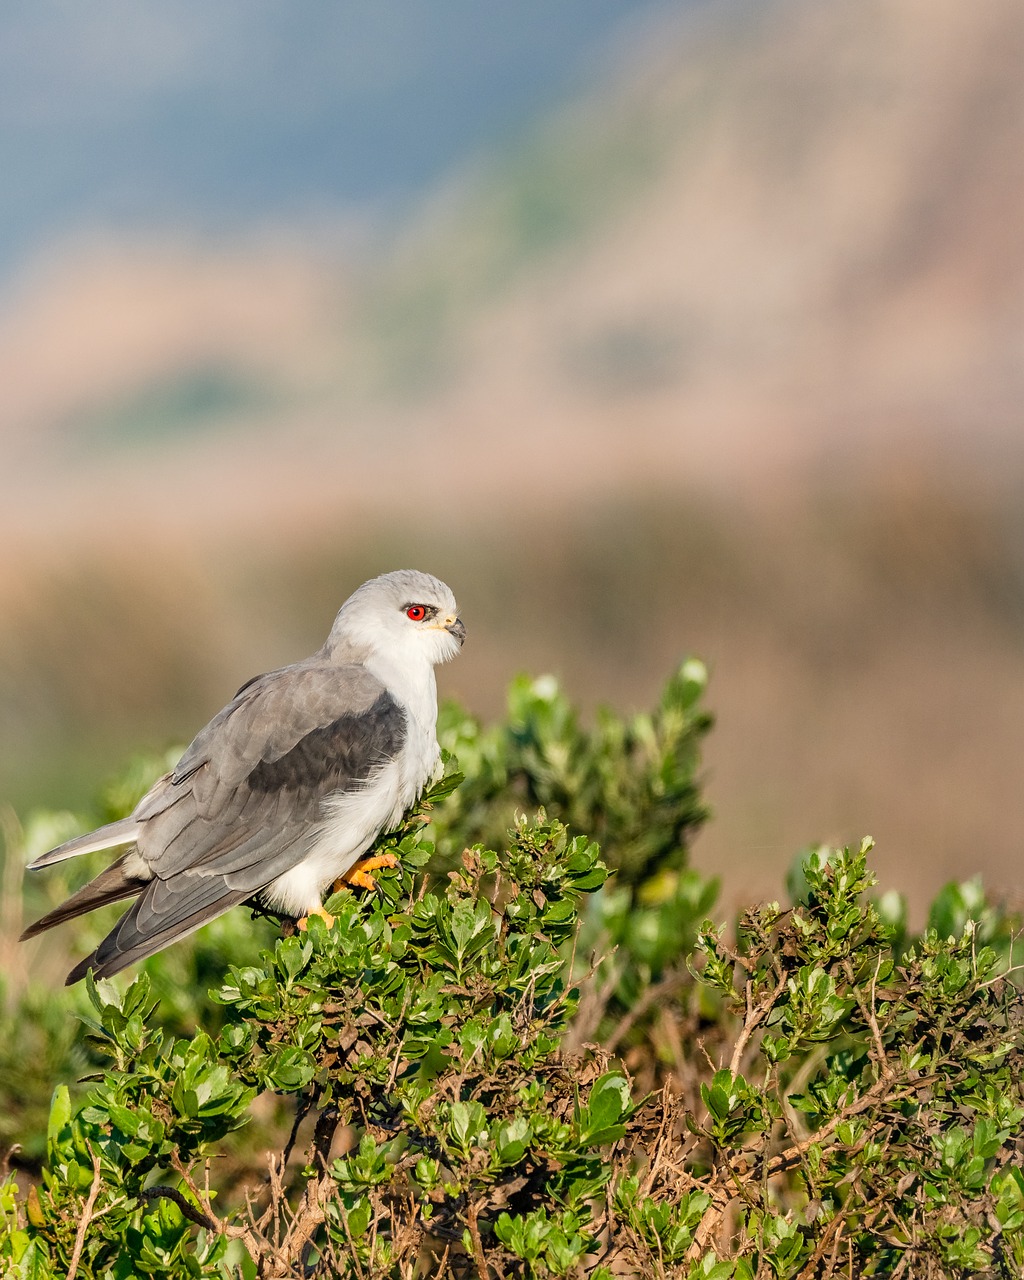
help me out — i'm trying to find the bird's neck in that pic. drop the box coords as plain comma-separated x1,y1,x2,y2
363,647,438,732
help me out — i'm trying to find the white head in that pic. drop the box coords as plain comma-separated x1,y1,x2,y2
325,570,465,668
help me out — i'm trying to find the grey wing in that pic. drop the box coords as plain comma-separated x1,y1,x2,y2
137,660,405,878
69,661,407,982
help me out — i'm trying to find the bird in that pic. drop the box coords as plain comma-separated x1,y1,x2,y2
21,569,466,985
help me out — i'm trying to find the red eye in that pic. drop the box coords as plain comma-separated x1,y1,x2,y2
406,605,427,621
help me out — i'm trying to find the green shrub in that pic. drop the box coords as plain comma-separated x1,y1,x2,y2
433,660,711,888
1,664,1022,1278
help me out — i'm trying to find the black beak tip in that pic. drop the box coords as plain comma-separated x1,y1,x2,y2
447,617,467,645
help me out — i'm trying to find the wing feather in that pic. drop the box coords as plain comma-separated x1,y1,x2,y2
137,663,405,882
170,661,386,791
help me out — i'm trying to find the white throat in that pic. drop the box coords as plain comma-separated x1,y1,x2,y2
363,642,438,735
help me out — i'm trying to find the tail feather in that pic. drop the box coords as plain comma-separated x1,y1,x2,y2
20,856,142,940
65,879,252,984
26,818,141,870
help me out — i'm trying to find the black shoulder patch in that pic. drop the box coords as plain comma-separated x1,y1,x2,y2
245,690,407,795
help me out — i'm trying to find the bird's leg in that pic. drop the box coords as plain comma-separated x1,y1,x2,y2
331,853,400,894
297,904,335,931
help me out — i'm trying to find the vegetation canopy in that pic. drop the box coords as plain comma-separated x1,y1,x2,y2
2,664,1023,1278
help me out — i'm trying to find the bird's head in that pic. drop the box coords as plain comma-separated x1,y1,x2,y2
326,569,466,667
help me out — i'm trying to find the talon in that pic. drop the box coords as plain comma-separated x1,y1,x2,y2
297,905,335,931
331,853,400,895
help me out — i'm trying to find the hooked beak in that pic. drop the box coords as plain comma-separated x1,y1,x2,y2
445,616,467,646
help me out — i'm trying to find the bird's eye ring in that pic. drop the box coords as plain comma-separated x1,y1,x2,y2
406,605,427,621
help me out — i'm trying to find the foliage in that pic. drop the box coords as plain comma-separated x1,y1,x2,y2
434,660,711,888
1,664,1023,1278
609,840,1024,1277
2,788,277,1165
2,780,622,1278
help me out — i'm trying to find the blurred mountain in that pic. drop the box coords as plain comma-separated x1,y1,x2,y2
3,0,1024,914
2,0,1023,555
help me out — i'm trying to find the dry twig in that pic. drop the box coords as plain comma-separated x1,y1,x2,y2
65,1151,102,1280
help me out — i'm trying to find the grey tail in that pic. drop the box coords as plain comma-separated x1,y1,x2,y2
64,878,253,985
26,817,141,870
20,856,143,941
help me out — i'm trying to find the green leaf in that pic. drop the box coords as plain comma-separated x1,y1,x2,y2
578,1073,632,1145
45,1086,72,1158
495,1116,532,1165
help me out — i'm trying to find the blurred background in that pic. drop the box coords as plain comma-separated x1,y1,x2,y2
2,0,1024,919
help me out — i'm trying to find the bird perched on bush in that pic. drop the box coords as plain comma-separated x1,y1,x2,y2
21,569,466,984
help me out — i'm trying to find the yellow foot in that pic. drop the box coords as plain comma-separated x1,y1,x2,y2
297,905,335,931
330,853,400,894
